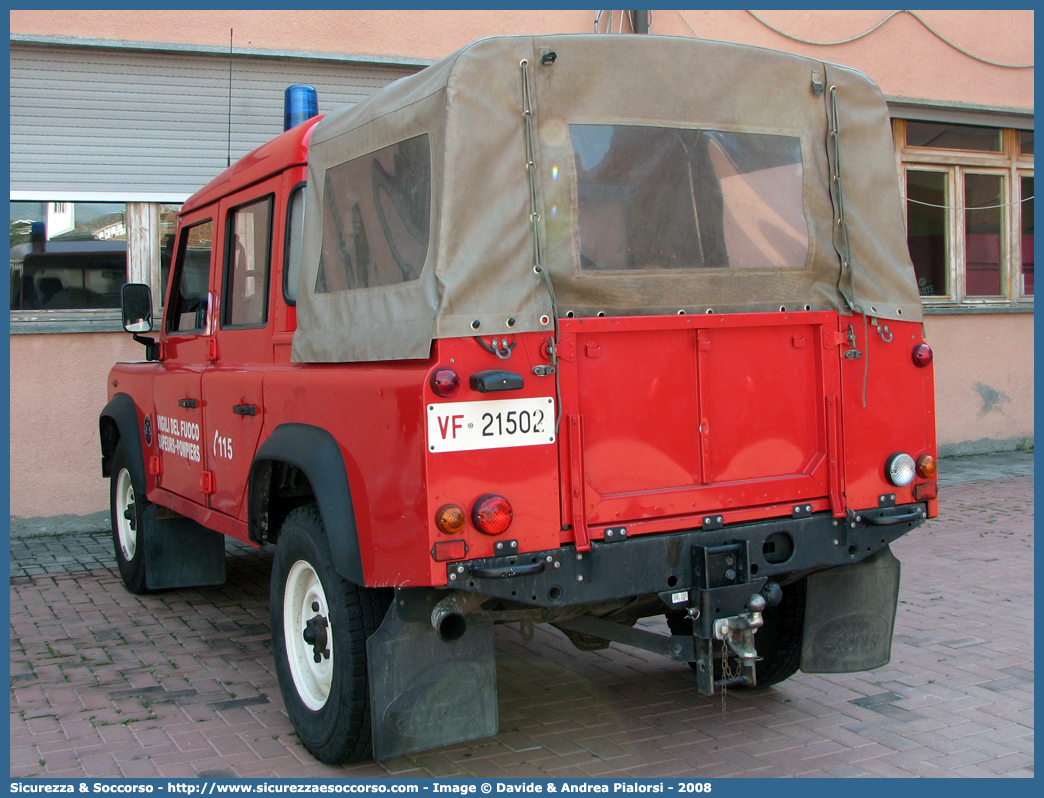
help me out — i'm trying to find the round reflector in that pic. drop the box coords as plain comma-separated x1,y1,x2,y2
435,504,465,535
886,452,916,487
472,495,513,535
912,343,933,368
430,368,460,397
916,454,937,479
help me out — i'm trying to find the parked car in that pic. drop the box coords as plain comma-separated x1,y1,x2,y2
101,34,937,763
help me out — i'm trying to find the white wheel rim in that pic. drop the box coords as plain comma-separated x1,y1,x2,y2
284,560,334,711
115,468,137,561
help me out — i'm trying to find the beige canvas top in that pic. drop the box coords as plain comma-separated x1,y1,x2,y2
292,34,921,363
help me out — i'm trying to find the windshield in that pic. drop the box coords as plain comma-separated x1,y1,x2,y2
570,125,809,271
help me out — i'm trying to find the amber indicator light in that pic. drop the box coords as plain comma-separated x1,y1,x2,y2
435,504,466,534
916,454,937,479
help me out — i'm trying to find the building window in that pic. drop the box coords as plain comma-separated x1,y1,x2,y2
896,121,1033,307
10,201,127,311
906,121,1003,153
10,200,182,332
156,203,181,305
1020,174,1033,296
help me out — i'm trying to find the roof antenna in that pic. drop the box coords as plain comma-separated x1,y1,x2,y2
227,28,233,168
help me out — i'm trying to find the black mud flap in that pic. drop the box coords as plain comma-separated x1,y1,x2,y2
800,546,900,673
367,596,497,761
142,505,226,590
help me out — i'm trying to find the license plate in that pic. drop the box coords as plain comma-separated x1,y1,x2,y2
427,397,556,453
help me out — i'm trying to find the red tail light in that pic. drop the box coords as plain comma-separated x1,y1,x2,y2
912,343,933,368
430,368,460,397
472,495,513,535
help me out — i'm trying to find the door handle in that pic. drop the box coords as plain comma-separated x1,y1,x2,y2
232,404,258,416
178,398,198,409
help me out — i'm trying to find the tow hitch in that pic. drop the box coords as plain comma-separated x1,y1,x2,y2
685,542,780,694
710,593,766,681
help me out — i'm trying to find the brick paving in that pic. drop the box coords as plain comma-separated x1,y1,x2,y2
9,454,1034,778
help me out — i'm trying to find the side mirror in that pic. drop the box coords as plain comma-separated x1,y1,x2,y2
121,283,154,333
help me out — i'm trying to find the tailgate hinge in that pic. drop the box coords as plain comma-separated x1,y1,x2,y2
567,414,591,552
825,395,846,518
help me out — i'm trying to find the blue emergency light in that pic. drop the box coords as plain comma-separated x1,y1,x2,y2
284,85,318,131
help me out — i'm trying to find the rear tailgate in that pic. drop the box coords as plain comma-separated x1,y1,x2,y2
557,312,844,540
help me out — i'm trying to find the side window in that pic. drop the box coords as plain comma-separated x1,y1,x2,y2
283,184,306,304
316,134,431,293
166,219,213,333
223,197,273,328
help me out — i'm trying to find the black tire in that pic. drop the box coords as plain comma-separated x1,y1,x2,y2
665,578,806,688
270,505,391,764
749,578,806,686
109,442,151,594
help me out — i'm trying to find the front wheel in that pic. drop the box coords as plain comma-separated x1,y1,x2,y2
109,442,150,594
270,505,390,764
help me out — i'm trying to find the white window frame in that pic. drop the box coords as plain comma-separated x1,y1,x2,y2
894,121,1033,309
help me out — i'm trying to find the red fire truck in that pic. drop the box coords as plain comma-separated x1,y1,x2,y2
101,34,937,763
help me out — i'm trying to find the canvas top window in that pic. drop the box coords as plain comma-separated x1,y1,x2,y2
316,134,431,293
569,125,808,272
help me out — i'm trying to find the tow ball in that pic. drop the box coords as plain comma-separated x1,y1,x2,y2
688,578,782,695
302,602,330,663
711,593,767,684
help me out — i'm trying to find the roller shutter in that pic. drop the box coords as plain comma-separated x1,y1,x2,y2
10,43,417,198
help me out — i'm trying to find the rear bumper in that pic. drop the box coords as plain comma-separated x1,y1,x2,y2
446,503,927,608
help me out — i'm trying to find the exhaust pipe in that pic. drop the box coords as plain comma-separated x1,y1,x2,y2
431,592,483,642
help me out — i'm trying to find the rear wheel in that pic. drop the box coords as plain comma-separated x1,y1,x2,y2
748,578,806,686
270,505,390,763
666,578,806,688
109,442,150,594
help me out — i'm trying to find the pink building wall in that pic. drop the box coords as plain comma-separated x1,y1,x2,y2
8,10,1034,520
925,314,1034,453
10,334,141,518
10,9,1033,108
